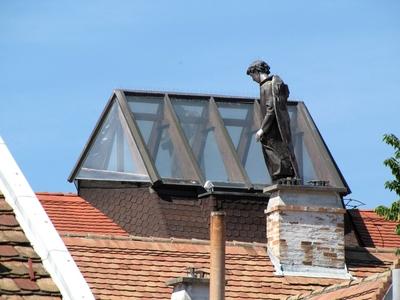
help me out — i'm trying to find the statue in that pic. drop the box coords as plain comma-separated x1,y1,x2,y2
246,60,300,183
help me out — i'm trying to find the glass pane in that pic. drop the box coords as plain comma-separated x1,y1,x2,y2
77,100,150,181
126,95,188,180
245,139,271,184
127,96,161,114
225,126,242,149
288,105,318,183
217,102,271,184
218,106,249,120
171,98,231,182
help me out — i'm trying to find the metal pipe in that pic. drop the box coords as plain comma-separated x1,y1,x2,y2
210,211,226,300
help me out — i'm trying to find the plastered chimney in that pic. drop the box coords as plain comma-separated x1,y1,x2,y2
264,184,351,279
166,268,210,300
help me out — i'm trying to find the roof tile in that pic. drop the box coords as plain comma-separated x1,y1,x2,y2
36,278,60,293
32,193,399,299
13,246,40,259
36,193,128,236
13,278,40,291
0,278,20,292
1,262,29,276
0,231,29,244
0,197,61,298
61,234,397,300
0,200,12,212
349,209,400,248
0,215,19,227
0,245,19,257
289,270,392,299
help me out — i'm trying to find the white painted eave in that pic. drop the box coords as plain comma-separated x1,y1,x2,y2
0,137,94,300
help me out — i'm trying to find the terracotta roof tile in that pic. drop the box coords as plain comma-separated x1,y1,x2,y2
13,246,40,259
349,209,400,248
33,192,399,298
0,230,29,244
0,278,19,292
0,245,19,257
36,192,128,236
61,234,397,300
0,197,61,298
13,278,40,291
36,278,60,293
0,200,13,212
0,215,19,227
289,270,392,299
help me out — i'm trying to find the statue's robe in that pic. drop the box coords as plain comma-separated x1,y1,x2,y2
259,75,299,182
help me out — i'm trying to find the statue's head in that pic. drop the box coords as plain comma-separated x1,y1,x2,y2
246,60,270,83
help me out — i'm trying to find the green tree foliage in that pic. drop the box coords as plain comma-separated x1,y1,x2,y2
375,134,400,251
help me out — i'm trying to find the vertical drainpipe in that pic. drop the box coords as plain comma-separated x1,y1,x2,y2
393,265,400,299
210,211,226,300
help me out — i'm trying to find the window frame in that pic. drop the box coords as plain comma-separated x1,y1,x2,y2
69,89,350,195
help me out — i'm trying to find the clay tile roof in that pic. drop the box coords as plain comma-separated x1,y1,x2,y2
32,192,399,299
288,269,393,300
0,196,61,298
36,192,128,236
60,234,397,300
348,209,400,248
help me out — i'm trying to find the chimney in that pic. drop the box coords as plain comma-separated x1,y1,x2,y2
166,267,210,300
209,211,225,300
264,183,351,279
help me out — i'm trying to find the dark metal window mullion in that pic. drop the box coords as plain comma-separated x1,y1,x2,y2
164,94,205,184
114,90,161,183
236,107,254,166
209,98,252,188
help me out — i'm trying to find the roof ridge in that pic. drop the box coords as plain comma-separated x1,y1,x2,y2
61,233,399,253
60,235,400,264
61,232,270,248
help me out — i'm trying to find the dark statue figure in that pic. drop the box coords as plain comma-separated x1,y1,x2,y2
247,60,300,183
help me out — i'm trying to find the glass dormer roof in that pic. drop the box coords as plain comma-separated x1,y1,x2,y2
69,90,349,193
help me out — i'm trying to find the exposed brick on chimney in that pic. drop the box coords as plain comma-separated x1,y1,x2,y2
79,187,268,242
264,185,348,277
272,210,345,269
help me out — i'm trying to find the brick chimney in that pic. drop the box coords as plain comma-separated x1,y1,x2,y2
264,184,351,279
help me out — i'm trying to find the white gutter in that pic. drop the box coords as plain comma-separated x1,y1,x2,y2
0,137,95,300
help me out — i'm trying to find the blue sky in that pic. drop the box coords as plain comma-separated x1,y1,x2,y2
1,1,399,208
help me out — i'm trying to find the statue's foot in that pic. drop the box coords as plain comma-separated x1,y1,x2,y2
307,180,330,187
275,177,302,185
